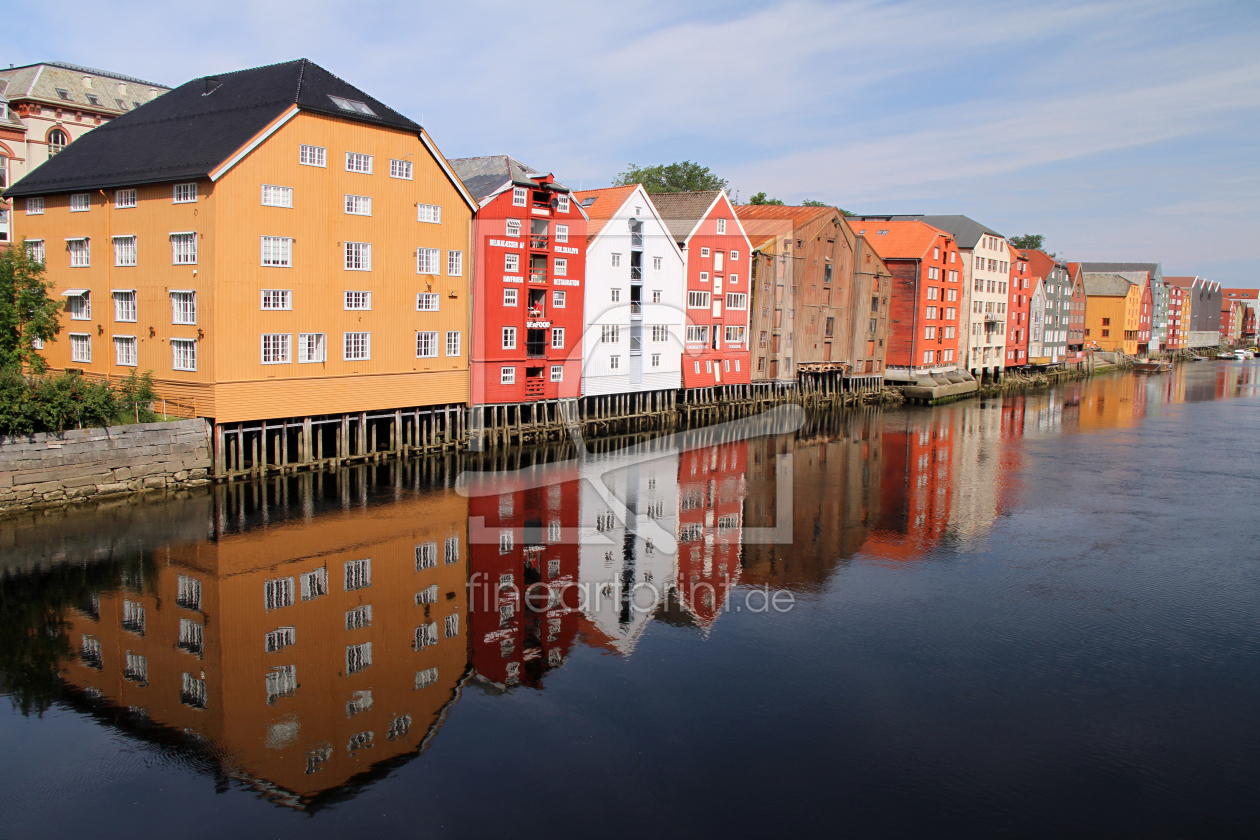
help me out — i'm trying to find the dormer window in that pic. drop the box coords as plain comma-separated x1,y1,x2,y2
85,94,99,106
56,88,72,101
328,95,376,116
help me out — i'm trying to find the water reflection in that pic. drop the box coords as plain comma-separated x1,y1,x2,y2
2,361,1258,813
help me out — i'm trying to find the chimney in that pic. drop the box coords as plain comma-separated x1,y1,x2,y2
203,77,221,96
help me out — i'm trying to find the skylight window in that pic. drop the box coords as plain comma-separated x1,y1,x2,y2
581,197,597,207
85,94,99,106
328,95,376,116
56,88,72,101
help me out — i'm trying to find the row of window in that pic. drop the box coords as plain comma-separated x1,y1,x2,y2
69,329,465,368
28,184,199,215
924,286,959,302
923,326,957,340
504,218,570,241
924,307,958,320
921,349,957,364
682,291,747,309
511,186,571,213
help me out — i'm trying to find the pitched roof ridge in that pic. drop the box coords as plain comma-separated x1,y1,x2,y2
3,61,168,89
293,57,308,104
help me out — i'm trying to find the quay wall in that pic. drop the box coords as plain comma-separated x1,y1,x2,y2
0,420,212,516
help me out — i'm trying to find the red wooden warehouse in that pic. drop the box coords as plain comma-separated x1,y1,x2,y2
448,156,588,416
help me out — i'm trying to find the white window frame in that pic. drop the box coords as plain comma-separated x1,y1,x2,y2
344,194,372,216
345,242,371,271
173,183,198,204
611,253,621,268
686,325,709,343
725,293,747,309
69,333,91,363
115,189,137,209
170,232,197,265
345,152,373,174
416,247,440,275
344,332,371,361
261,236,293,267
67,291,90,320
113,235,137,267
505,253,520,273
513,187,527,207
261,333,292,364
416,330,439,358
717,218,726,234
416,293,440,311
70,193,91,212
417,203,442,223
551,327,565,349
653,256,662,270
299,144,327,167
261,184,293,207
503,288,518,307
171,338,197,371
688,291,710,308
554,257,567,276
701,247,710,257
724,325,746,343
112,290,136,322
344,290,371,310
298,333,326,363
609,355,620,370
26,239,45,264
554,224,569,243
601,325,619,343
261,289,292,310
446,331,461,357
26,197,44,215
390,159,413,180
552,290,565,308
447,250,463,276
550,365,563,382
114,335,138,367
68,237,90,267
557,194,569,213
501,365,515,384
170,291,196,325
506,218,522,239
502,326,517,350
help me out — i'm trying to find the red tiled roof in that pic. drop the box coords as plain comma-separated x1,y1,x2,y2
847,219,949,261
572,185,638,239
735,204,834,251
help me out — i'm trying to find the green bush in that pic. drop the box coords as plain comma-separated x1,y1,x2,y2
0,370,159,436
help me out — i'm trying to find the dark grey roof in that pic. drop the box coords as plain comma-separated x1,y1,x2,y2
849,214,1003,247
1080,262,1160,274
447,155,569,205
4,59,420,197
650,190,722,243
1082,273,1135,296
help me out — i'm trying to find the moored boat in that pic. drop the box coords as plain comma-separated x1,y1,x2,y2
1133,359,1171,373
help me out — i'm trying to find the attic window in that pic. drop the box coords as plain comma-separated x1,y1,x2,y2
581,197,597,207
85,94,100,106
876,230,889,235
56,88,72,101
115,99,127,110
329,95,376,116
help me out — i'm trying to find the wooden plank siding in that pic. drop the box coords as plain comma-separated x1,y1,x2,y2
19,110,474,423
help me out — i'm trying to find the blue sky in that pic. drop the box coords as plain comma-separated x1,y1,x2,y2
6,0,1258,284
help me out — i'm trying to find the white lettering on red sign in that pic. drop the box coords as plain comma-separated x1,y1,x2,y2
489,239,522,248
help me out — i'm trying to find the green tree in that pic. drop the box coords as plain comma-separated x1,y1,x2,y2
613,161,728,194
748,192,784,205
0,240,62,374
1010,234,1044,250
801,199,827,207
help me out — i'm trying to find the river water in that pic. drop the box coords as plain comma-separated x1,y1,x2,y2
2,361,1259,839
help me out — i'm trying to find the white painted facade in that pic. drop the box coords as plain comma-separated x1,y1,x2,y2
961,234,1011,374
580,186,686,396
577,446,680,654
1028,279,1047,360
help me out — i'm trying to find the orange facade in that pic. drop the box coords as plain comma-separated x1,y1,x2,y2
58,485,470,807
19,109,474,423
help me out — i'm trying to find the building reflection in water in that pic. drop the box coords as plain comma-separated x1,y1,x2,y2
4,362,1257,811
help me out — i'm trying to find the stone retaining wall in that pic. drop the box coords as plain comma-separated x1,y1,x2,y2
0,419,212,514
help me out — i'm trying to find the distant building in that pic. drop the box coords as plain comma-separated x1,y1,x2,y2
652,190,753,390
0,62,170,247
846,220,962,380
736,204,890,389
1022,250,1074,363
1221,288,1258,342
1083,273,1144,354
1164,276,1222,347
1064,263,1088,354
1006,249,1032,366
1080,263,1164,350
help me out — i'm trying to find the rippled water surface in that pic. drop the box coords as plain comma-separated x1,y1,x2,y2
2,362,1259,839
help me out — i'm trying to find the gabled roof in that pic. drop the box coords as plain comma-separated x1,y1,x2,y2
5,59,421,197
847,219,948,262
571,185,639,238
735,204,833,251
1022,249,1063,280
1082,273,1135,297
1222,288,1259,299
649,190,724,243
1080,262,1159,275
447,155,570,206
851,214,1002,248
